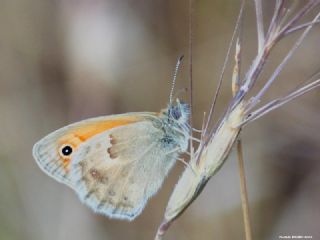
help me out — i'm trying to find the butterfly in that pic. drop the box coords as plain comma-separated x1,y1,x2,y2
32,97,190,220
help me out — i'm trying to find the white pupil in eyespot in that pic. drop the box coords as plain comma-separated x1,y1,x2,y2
61,145,73,156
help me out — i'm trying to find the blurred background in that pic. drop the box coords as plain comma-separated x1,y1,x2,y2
0,0,320,239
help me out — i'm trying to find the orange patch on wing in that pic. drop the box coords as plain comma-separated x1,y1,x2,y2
56,115,144,171
62,158,71,169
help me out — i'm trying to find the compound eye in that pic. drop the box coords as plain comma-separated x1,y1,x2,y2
59,144,73,157
172,108,181,120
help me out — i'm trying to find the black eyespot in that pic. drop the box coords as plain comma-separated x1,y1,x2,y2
61,145,73,156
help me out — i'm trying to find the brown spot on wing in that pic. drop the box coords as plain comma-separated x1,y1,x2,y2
110,134,117,145
90,168,102,181
107,147,118,159
89,168,109,184
107,134,118,159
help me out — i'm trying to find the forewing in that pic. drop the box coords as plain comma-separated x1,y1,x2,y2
32,113,152,188
70,121,180,220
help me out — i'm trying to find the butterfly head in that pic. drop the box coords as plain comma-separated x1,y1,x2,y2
167,99,190,125
158,99,190,152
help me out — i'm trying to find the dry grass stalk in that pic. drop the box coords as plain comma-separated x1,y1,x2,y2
233,35,252,240
236,139,252,240
155,1,320,239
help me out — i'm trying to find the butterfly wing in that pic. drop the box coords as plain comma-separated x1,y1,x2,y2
32,113,154,188
70,121,180,220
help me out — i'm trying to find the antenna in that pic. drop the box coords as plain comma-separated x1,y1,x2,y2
169,55,184,105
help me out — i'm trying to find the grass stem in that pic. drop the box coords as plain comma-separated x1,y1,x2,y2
237,139,253,240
